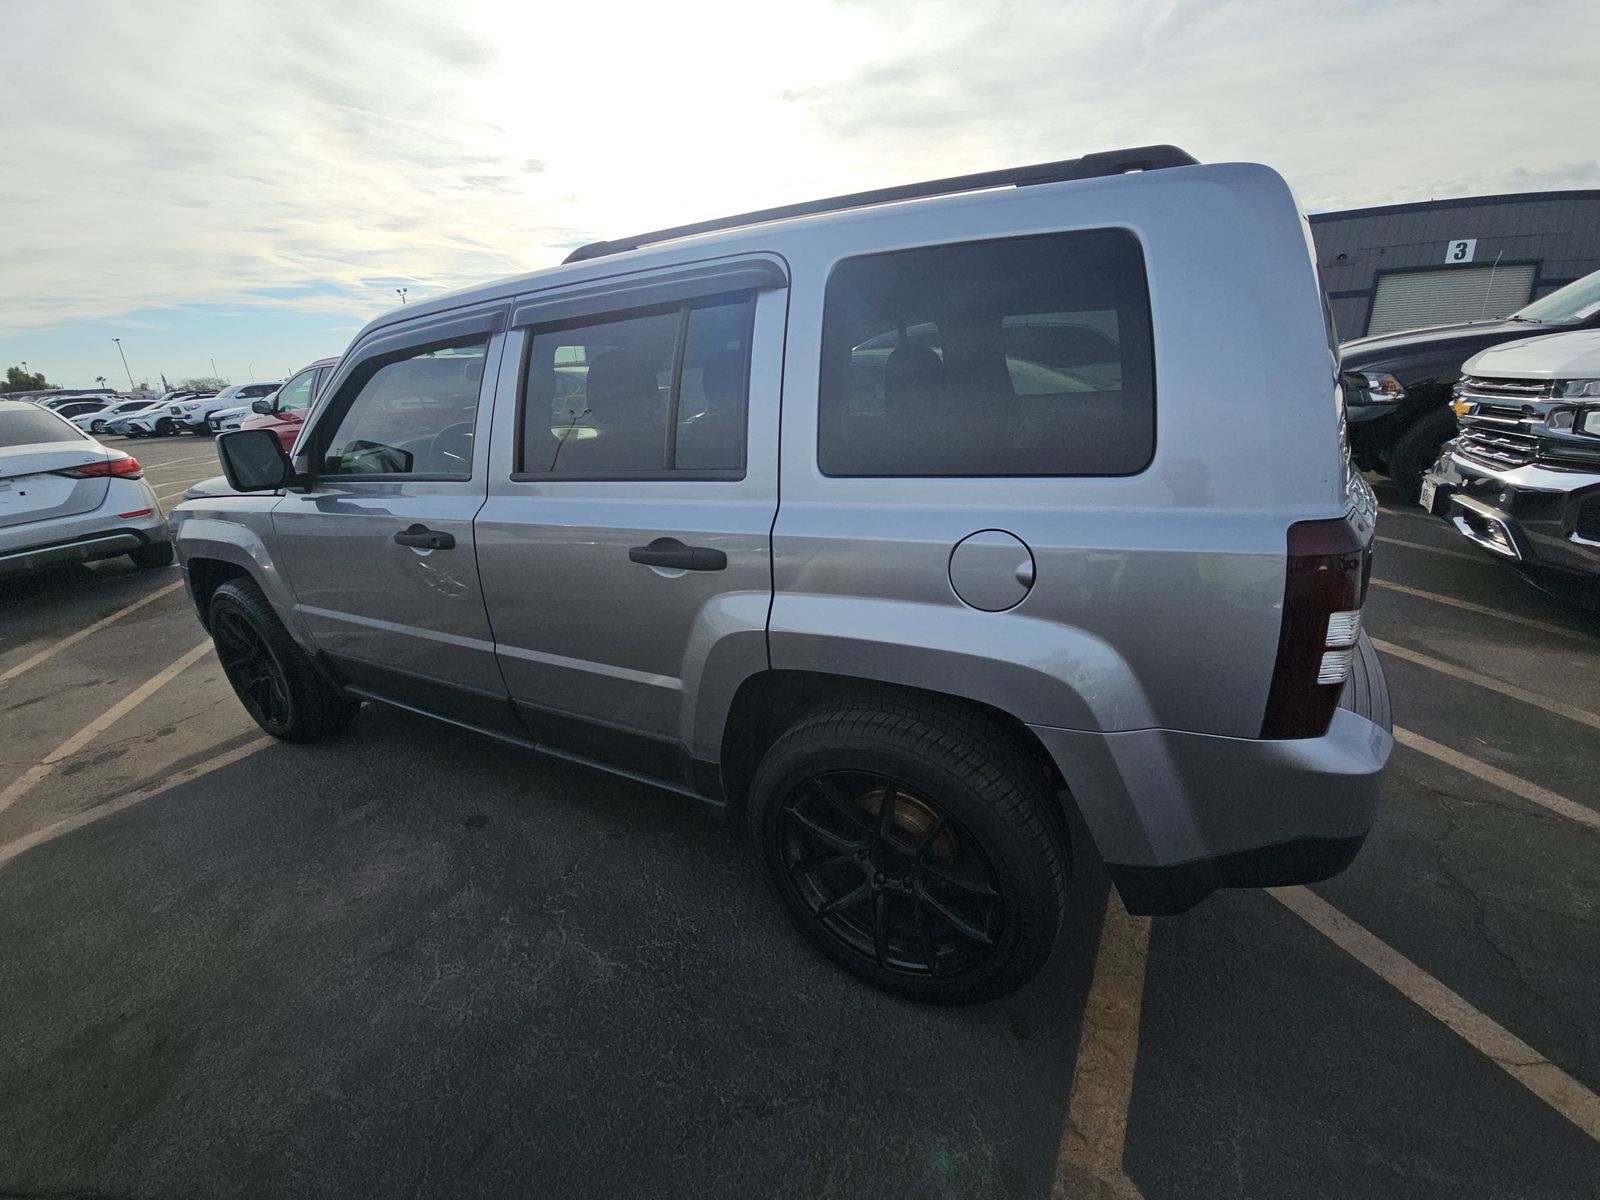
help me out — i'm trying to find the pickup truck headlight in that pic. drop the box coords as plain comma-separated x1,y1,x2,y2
1553,379,1600,399
1343,370,1406,403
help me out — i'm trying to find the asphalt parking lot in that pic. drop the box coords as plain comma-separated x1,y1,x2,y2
2,433,1597,1199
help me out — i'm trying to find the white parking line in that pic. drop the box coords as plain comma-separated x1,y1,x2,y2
1369,579,1600,646
0,736,272,868
1053,892,1150,1200
1271,886,1600,1144
0,581,183,687
0,640,213,816
1392,725,1600,832
1373,639,1600,733
1374,535,1481,563
155,483,201,502
136,452,220,470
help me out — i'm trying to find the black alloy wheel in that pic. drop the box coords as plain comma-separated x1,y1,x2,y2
212,605,292,731
777,771,1006,980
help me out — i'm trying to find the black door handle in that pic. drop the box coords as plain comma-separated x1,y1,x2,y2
628,537,727,571
394,523,456,550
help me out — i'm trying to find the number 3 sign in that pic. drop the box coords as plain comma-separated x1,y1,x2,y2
1444,239,1477,264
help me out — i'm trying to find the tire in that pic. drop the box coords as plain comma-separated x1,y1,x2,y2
208,579,360,741
154,417,176,437
1387,403,1457,504
748,694,1068,1004
91,419,106,433
128,541,175,569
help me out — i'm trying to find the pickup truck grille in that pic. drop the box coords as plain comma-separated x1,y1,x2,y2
1455,376,1600,471
1458,375,1554,401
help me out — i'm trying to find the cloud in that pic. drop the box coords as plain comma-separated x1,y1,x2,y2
0,0,1594,375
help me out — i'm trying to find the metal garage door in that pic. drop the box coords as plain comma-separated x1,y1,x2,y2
1363,267,1536,336
1366,264,1536,334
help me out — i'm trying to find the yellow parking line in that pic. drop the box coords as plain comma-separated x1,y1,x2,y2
0,640,213,816
1373,639,1600,733
0,736,273,868
1392,725,1600,832
1052,892,1150,1199
0,581,183,687
1374,535,1481,563
1369,579,1600,646
1271,886,1600,1143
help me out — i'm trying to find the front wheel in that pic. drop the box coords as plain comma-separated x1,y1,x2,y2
154,417,176,437
748,696,1068,1004
1387,403,1458,504
209,579,361,741
90,419,107,433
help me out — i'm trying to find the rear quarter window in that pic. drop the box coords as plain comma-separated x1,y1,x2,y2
817,229,1155,477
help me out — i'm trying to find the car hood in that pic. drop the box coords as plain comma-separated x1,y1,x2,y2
210,405,253,420
1341,318,1535,357
1462,329,1600,380
180,473,238,499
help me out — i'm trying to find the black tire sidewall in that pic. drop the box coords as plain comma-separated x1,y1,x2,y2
1388,403,1457,501
209,587,300,736
750,714,1064,1003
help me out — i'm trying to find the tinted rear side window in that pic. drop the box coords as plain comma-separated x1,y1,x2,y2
0,407,84,447
818,229,1154,477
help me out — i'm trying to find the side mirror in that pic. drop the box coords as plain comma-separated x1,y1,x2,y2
250,398,273,414
217,428,297,492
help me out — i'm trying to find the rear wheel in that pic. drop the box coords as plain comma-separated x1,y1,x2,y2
209,579,360,741
128,541,174,569
748,696,1067,1003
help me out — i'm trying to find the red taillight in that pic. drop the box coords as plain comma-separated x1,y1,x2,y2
52,455,143,480
1260,517,1372,739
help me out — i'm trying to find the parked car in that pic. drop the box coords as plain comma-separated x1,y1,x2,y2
205,403,259,435
158,382,282,435
240,357,338,449
1339,267,1600,502
0,400,173,574
72,397,158,434
10,388,120,406
175,147,1391,1002
1421,329,1600,597
43,398,110,423
119,390,210,437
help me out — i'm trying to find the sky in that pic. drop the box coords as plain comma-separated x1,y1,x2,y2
1,0,1595,388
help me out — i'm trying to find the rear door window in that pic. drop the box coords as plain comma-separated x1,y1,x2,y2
519,294,754,478
817,230,1155,477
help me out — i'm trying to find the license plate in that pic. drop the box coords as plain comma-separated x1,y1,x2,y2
1419,479,1437,513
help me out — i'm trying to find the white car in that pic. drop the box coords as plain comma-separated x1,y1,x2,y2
204,402,261,434
70,397,158,435
0,400,172,575
120,391,208,437
158,382,282,435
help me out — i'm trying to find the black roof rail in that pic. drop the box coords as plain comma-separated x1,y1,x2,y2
563,144,1199,264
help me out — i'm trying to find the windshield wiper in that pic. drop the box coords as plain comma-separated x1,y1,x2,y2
1507,315,1540,323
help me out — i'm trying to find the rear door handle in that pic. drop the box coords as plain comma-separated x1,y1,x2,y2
394,524,455,550
628,536,727,571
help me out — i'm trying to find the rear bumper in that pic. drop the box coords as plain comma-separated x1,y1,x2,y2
1423,453,1600,583
1030,664,1392,915
0,524,168,575
0,496,169,576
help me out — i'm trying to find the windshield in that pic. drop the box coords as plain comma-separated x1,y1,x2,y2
1513,268,1600,325
0,406,85,447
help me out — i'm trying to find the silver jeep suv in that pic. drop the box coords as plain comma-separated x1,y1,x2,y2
174,146,1391,1002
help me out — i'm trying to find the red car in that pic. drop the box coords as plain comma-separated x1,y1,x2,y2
240,356,337,451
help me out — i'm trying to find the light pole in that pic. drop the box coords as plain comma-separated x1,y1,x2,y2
247,361,255,382
211,358,220,382
112,338,135,389
396,287,408,304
